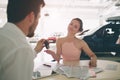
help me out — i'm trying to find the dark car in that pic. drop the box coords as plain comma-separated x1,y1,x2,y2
81,16,120,59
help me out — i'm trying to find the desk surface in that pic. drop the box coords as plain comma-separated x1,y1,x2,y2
37,60,120,80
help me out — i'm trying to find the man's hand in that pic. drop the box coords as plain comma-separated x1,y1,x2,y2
34,39,46,53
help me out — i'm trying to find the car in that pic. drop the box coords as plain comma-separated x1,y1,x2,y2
81,16,120,59
47,37,56,43
47,32,64,43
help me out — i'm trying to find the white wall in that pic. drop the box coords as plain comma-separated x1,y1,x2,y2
35,7,100,38
34,4,120,38
0,8,7,28
0,1,120,38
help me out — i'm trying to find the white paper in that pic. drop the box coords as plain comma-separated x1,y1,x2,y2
32,64,53,79
59,65,89,79
54,65,103,80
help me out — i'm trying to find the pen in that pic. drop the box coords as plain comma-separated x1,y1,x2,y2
43,64,51,67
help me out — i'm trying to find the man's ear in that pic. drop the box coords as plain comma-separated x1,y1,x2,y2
28,12,35,24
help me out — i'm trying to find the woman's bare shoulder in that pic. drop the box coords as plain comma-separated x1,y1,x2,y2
76,38,86,44
76,37,83,42
57,37,66,43
57,37,65,41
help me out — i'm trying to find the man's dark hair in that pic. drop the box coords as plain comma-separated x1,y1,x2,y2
7,0,45,23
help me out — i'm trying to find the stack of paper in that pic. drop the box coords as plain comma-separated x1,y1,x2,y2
54,65,103,80
54,65,89,80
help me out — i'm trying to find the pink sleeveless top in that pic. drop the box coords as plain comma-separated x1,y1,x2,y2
61,42,81,61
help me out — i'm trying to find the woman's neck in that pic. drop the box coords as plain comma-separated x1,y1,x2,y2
67,32,75,37
66,34,76,40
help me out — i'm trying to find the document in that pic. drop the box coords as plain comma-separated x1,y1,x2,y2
54,65,89,79
54,65,103,80
32,64,57,79
105,64,118,71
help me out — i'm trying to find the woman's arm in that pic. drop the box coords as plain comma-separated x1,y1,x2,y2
89,54,97,67
81,40,97,67
44,38,62,63
116,35,120,44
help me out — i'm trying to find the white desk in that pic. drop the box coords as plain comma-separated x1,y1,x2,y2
36,60,120,80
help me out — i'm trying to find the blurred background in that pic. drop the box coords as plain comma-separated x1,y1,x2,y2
0,0,120,63
0,0,120,38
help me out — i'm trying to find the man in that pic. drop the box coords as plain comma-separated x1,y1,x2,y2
0,0,45,80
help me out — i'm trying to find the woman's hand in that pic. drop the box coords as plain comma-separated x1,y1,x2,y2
89,55,97,67
44,50,60,63
89,59,97,67
44,49,55,55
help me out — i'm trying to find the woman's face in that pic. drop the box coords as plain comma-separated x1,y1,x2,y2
68,19,80,34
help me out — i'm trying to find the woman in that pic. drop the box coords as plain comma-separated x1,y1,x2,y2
45,18,97,67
